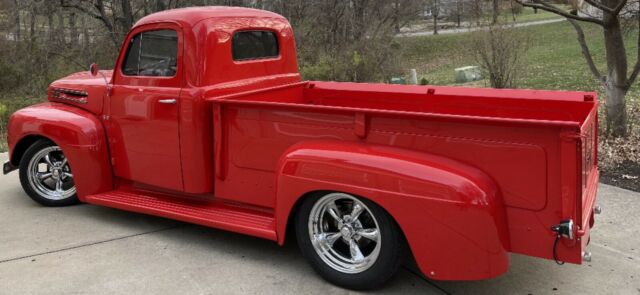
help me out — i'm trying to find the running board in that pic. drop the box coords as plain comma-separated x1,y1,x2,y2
84,190,277,241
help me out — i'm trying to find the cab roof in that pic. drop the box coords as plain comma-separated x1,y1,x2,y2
135,6,285,27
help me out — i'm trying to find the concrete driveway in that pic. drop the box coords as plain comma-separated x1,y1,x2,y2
1,152,638,294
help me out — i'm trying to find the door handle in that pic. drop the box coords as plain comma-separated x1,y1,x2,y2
158,99,177,104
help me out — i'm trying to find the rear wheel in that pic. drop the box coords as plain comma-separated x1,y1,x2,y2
295,192,405,290
19,139,78,206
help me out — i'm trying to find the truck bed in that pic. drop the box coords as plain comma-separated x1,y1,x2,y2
206,81,599,265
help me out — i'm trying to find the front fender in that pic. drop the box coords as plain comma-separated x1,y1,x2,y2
275,140,509,280
8,102,113,198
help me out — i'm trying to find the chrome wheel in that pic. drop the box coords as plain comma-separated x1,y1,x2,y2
26,146,76,200
308,193,381,274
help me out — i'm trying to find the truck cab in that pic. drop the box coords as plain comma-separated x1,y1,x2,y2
4,7,600,290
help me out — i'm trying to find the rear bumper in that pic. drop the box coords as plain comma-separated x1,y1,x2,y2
3,160,17,175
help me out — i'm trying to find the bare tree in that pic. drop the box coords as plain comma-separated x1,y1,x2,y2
13,0,20,41
514,0,636,137
472,25,528,88
455,0,463,27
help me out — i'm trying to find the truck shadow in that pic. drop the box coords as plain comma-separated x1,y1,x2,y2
77,204,447,294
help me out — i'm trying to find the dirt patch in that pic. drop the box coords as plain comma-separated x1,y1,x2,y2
600,160,640,192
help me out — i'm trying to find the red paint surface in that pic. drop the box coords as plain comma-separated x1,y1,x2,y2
7,7,599,281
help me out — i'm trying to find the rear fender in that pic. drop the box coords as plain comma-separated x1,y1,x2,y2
8,103,113,198
275,140,510,280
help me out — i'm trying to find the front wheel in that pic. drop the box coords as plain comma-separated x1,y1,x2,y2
19,139,79,206
295,192,406,290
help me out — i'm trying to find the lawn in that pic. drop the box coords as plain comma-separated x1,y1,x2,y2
401,6,566,34
511,6,567,23
400,20,640,98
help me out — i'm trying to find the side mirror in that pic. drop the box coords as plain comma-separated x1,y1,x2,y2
89,63,99,76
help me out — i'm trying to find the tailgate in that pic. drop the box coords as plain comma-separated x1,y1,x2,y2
556,104,599,264
578,109,598,237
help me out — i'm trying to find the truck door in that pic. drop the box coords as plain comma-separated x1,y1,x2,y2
107,25,184,191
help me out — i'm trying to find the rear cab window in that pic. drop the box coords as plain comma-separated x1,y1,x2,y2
232,30,279,61
121,29,178,77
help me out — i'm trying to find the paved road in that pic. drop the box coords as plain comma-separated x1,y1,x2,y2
0,152,638,294
396,18,566,38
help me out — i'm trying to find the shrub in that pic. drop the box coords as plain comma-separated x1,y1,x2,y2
471,25,529,88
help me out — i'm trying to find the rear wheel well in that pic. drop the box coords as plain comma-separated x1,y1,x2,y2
10,135,51,166
283,190,409,249
283,190,327,245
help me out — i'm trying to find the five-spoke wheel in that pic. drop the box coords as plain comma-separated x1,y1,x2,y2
308,193,381,273
19,139,79,206
296,192,405,290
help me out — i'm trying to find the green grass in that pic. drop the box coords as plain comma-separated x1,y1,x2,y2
510,6,567,23
399,20,640,101
404,6,566,33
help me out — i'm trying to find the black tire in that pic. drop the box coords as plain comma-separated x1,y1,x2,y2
295,192,406,290
19,139,79,207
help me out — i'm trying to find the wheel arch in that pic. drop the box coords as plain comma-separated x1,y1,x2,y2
10,134,48,166
7,103,113,198
274,140,510,280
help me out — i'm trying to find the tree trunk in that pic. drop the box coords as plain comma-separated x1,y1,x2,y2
602,14,629,137
58,11,65,45
29,7,36,44
353,0,367,40
432,0,439,35
492,0,499,24
69,12,78,45
47,13,54,41
121,0,134,31
13,0,20,42
81,15,89,47
457,0,461,27
604,83,628,137
393,0,400,34
155,0,166,12
474,0,481,25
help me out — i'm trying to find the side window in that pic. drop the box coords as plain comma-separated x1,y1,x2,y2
121,29,178,77
232,31,279,61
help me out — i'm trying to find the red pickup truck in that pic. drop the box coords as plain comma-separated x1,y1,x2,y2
4,7,600,290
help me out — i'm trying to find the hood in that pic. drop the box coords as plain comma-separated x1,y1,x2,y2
48,70,113,115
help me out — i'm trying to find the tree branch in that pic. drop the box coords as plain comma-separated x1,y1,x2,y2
514,0,605,25
59,0,101,20
582,0,616,13
627,9,640,88
568,19,606,83
612,0,628,14
60,0,119,45
583,0,629,14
